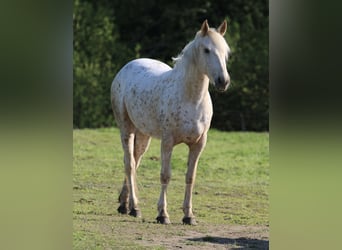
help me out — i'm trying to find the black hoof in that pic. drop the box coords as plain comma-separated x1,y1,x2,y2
129,208,142,218
156,216,171,224
117,205,129,214
182,217,197,225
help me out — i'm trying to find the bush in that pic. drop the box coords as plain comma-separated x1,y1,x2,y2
73,0,134,128
73,0,268,131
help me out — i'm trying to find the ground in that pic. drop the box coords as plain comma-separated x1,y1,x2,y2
73,128,269,249
74,213,268,249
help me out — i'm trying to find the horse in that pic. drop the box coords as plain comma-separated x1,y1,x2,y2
111,20,231,225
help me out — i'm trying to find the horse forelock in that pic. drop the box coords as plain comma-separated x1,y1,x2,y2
207,29,230,58
195,28,230,58
172,28,230,68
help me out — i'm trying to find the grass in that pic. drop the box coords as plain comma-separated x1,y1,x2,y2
73,127,269,249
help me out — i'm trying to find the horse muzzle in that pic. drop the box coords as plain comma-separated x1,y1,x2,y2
215,76,230,92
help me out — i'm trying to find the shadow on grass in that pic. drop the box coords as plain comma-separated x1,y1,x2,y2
187,236,269,249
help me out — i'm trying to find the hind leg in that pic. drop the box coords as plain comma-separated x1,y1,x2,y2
127,131,151,217
117,128,134,215
115,106,142,215
117,176,129,214
134,131,151,170
118,129,151,217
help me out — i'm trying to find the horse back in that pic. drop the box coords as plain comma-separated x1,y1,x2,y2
111,58,173,137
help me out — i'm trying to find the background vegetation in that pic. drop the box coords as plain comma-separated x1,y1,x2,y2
73,0,268,131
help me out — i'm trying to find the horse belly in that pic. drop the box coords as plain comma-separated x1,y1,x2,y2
128,103,163,138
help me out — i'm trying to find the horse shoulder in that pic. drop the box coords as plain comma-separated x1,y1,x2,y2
166,94,212,144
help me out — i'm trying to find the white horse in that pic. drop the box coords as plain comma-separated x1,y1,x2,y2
111,20,230,225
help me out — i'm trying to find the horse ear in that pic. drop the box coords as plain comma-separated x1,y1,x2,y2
200,20,209,36
217,20,227,36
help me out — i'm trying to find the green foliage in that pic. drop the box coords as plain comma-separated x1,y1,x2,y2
211,6,269,131
73,0,134,128
73,0,268,131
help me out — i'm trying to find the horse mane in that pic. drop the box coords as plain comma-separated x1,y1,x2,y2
172,40,196,66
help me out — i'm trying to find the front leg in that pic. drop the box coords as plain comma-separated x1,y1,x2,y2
183,133,207,225
156,135,174,224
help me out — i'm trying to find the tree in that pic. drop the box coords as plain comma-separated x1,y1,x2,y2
73,0,269,131
73,0,134,128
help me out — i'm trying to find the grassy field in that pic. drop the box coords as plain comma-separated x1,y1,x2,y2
73,128,269,249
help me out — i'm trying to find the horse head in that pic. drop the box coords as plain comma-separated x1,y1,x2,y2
196,20,231,92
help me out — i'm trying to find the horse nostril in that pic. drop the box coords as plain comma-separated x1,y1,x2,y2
214,76,230,91
216,77,224,85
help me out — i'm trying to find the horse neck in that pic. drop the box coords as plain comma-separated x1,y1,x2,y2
175,56,210,104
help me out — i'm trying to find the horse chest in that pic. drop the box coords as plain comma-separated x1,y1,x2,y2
167,104,213,143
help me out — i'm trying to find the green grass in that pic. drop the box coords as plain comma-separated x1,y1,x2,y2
73,127,269,249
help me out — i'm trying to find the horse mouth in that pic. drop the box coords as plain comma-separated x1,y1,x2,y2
214,77,230,92
215,84,229,92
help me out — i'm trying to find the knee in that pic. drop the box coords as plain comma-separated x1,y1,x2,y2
185,177,193,184
124,157,136,174
185,173,194,184
125,166,136,176
160,172,171,184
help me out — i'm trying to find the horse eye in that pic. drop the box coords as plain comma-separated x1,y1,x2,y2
204,48,210,54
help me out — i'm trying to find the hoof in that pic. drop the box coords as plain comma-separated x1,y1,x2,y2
182,217,197,225
117,205,129,214
129,208,142,218
156,216,171,225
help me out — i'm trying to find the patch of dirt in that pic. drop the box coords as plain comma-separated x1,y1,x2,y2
138,224,269,249
74,213,268,249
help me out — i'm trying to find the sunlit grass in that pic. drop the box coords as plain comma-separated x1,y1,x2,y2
73,127,269,248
